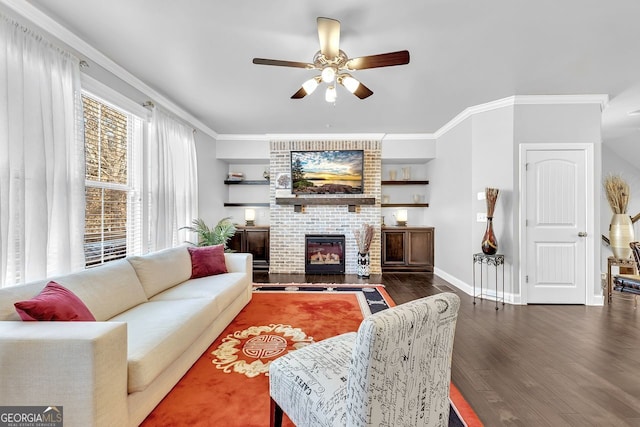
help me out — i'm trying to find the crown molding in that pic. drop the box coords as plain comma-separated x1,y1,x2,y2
265,133,386,141
0,0,219,139
434,94,609,139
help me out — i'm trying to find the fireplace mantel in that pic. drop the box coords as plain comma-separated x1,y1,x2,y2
275,197,376,212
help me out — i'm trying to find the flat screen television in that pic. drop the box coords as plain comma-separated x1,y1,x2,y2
291,150,364,194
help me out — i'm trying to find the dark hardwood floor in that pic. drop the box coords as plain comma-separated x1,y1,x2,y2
254,271,640,426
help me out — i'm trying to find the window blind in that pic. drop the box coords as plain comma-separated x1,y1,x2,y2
82,94,143,267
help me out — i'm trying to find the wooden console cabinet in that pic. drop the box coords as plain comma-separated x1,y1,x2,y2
228,226,269,271
382,227,434,272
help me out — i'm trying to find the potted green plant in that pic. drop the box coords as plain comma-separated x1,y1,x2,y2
182,217,237,250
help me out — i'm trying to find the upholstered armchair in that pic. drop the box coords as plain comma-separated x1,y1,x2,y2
269,292,460,427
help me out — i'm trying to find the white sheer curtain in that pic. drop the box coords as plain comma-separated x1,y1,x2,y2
0,16,85,287
148,108,198,251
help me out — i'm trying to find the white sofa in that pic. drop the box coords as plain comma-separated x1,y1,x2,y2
0,245,253,427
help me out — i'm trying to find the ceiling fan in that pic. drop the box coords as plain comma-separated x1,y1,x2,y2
252,17,410,102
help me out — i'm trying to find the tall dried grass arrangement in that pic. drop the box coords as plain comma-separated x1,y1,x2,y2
604,174,630,214
485,188,499,217
354,223,374,254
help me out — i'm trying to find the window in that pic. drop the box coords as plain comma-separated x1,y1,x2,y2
82,93,143,267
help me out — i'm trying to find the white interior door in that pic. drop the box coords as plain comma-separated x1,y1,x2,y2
524,148,588,304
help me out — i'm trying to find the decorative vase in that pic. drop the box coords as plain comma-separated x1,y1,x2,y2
357,252,370,278
481,217,498,255
610,213,635,259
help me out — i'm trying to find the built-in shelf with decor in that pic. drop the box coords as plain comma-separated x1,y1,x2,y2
224,178,270,208
381,179,429,207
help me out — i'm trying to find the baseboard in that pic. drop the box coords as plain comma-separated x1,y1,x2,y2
434,267,522,305
434,268,473,296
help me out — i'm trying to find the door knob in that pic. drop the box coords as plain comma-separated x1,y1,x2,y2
578,232,588,237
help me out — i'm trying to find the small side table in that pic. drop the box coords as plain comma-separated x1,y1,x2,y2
607,256,638,304
473,253,505,310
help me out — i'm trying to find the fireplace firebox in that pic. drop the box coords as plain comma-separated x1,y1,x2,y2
305,234,346,274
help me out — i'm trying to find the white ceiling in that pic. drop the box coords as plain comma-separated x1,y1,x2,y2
11,0,640,154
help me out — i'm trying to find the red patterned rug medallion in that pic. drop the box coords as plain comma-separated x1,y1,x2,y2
142,285,482,426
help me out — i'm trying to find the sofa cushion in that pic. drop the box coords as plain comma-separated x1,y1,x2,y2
14,281,96,321
0,259,147,322
188,245,227,278
127,246,192,298
0,280,50,321
109,298,220,393
54,259,149,321
150,272,249,311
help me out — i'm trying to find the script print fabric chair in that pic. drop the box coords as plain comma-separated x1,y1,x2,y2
269,292,460,427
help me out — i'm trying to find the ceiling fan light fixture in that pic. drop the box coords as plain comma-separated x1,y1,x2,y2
302,77,320,95
253,17,410,101
321,66,336,83
325,85,337,103
341,75,360,93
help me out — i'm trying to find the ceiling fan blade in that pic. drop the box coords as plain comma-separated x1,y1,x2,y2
291,87,308,99
317,17,340,59
352,82,374,99
345,50,410,70
339,75,374,99
252,58,314,69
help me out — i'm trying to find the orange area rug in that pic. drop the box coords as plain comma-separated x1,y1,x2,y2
142,285,482,427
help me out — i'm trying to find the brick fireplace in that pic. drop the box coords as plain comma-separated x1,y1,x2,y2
269,140,381,274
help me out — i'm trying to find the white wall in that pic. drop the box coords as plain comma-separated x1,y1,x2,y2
426,118,474,288
216,138,269,161
381,137,436,161
471,106,515,297
195,131,227,227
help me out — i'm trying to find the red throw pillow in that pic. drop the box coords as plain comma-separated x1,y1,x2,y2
188,245,228,279
14,281,96,321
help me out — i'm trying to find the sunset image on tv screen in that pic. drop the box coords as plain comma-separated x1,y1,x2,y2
291,150,363,194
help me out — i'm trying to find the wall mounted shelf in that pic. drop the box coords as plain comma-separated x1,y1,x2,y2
224,180,270,185
382,203,429,208
224,179,270,207
381,180,429,185
276,197,376,213
223,202,269,207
